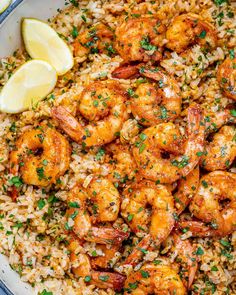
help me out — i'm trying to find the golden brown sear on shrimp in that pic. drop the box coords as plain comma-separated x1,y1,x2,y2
52,80,128,147
73,23,114,59
115,15,166,62
166,13,217,53
124,262,187,295
201,125,236,171
130,67,182,126
132,104,204,183
121,181,175,243
9,125,71,187
181,171,236,237
68,238,125,291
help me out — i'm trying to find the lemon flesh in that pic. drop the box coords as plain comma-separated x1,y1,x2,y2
22,18,74,76
0,0,11,13
0,60,57,113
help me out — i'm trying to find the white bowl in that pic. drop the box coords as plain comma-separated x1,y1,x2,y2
0,1,67,293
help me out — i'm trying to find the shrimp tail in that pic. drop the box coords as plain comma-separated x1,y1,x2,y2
91,271,126,291
85,227,129,245
172,231,198,290
112,64,140,79
179,220,213,237
120,234,151,267
181,104,205,177
52,106,84,142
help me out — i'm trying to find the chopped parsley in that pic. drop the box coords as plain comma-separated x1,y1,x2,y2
199,30,207,38
9,176,23,188
99,275,109,282
140,270,150,278
71,26,78,39
68,201,80,208
214,0,228,6
39,290,53,295
195,247,204,256
37,199,46,210
84,276,91,282
140,36,157,51
95,148,105,161
171,155,189,168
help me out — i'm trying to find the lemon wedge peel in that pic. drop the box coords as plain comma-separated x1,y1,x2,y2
0,0,12,14
0,59,57,114
22,18,74,76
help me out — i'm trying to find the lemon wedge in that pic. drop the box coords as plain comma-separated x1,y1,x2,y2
0,60,57,113
22,18,74,76
0,0,11,13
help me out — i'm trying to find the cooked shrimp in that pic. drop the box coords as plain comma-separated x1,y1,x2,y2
115,16,166,62
91,244,120,269
120,119,140,143
73,23,114,59
52,81,128,147
204,108,236,135
174,166,200,215
130,67,182,126
217,58,236,100
9,125,71,187
166,13,217,53
171,231,198,289
201,125,236,171
69,238,125,291
121,181,175,242
105,143,137,184
186,171,236,237
120,234,151,268
66,178,128,244
132,104,204,183
124,262,186,295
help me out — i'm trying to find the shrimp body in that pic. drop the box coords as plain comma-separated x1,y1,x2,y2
201,126,236,171
189,171,236,236
9,126,71,186
124,263,186,295
131,68,182,126
174,166,200,215
73,23,114,59
69,239,125,291
133,104,204,183
166,13,217,53
67,178,128,243
121,181,175,242
217,58,236,100
52,81,128,147
105,143,137,183
115,16,166,62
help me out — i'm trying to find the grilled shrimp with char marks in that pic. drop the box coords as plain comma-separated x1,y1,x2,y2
166,13,217,53
133,104,204,183
115,15,166,62
9,125,71,187
52,81,128,147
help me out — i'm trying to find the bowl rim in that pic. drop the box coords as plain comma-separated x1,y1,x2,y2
1,3,25,293
0,0,24,24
